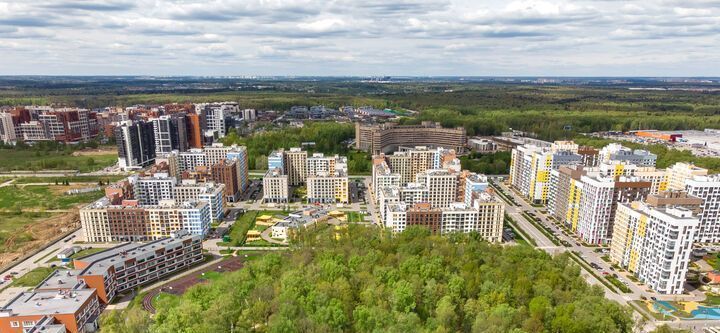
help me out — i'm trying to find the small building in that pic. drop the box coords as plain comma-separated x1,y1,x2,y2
271,222,293,242
246,230,262,242
707,271,720,284
255,215,275,226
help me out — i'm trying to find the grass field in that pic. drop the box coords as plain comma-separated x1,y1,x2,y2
226,210,286,246
0,185,102,211
0,212,54,252
48,247,108,263
6,175,127,184
345,211,365,222
0,150,116,172
9,266,55,287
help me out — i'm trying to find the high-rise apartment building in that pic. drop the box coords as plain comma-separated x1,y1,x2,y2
284,148,308,186
152,114,188,154
196,102,237,138
575,175,651,244
0,112,16,144
685,175,720,243
263,168,289,203
509,142,583,204
115,120,156,171
610,202,698,294
666,162,708,191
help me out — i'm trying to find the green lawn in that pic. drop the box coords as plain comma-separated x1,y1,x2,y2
0,185,102,211
345,211,366,223
0,212,54,253
244,239,285,247
8,175,126,184
200,271,223,281
226,210,287,246
10,266,55,287
48,247,108,263
0,150,116,172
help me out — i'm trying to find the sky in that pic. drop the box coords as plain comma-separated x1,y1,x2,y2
0,0,719,76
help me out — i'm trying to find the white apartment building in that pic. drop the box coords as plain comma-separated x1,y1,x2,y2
666,162,708,191
383,194,504,242
174,180,225,221
20,121,48,141
147,200,212,238
263,168,289,203
575,175,650,245
196,102,237,138
685,175,720,243
598,143,657,167
175,148,207,172
415,169,458,209
0,112,16,144
372,159,401,202
509,142,582,204
306,174,349,203
131,173,176,205
610,202,698,294
463,173,489,205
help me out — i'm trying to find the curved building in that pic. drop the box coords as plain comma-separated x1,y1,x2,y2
355,121,466,154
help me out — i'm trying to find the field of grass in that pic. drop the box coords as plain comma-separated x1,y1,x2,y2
226,210,287,246
6,175,127,184
0,150,116,172
345,211,365,222
48,247,109,263
10,266,55,287
0,212,54,253
0,185,102,211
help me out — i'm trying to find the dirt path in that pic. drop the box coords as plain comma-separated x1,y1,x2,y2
0,210,80,267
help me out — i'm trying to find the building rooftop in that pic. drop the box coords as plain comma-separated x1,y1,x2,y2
0,289,96,317
35,270,84,291
76,231,196,276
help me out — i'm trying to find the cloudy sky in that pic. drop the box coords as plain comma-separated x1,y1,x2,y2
0,0,718,76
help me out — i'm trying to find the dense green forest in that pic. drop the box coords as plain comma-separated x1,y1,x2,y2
100,225,635,333
460,152,511,175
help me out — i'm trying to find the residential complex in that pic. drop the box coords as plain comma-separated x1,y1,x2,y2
509,141,583,204
511,138,720,293
152,114,189,154
355,121,466,154
685,175,720,243
0,107,99,145
80,173,223,242
163,143,250,201
115,120,156,170
610,203,698,294
261,148,349,204
0,231,202,333
372,147,504,241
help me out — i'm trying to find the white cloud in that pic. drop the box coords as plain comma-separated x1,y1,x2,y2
0,0,717,75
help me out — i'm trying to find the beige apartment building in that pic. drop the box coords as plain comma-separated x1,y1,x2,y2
355,121,466,154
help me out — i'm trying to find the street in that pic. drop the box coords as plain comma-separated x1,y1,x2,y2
493,178,719,332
